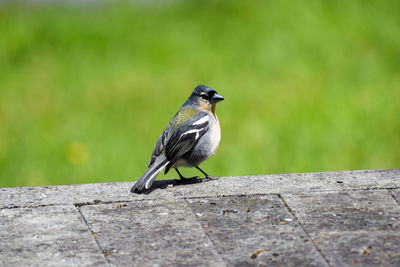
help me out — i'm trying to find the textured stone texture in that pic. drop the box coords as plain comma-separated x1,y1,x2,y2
0,205,107,266
79,199,225,266
312,232,400,266
172,169,400,198
0,182,175,209
0,169,399,266
282,190,400,266
186,195,327,266
1,169,398,209
391,189,400,204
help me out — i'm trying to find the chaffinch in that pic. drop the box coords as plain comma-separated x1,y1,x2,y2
131,85,224,193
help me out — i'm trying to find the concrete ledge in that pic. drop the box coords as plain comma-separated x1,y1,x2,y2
1,169,399,209
1,169,399,266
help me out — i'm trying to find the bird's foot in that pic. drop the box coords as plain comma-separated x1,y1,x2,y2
201,175,219,182
176,176,200,184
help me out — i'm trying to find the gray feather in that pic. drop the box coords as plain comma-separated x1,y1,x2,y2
130,155,169,193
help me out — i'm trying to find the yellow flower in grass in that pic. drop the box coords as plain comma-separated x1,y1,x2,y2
67,142,89,165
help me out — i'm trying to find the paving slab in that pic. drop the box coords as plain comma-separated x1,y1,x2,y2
1,169,399,209
0,169,399,266
79,199,226,266
0,205,108,266
391,189,400,205
282,190,400,266
0,182,175,209
312,232,400,266
186,195,327,266
173,169,400,198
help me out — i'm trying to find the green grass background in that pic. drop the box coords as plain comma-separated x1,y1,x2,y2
1,0,399,188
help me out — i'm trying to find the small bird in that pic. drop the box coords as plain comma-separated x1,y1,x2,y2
131,85,224,193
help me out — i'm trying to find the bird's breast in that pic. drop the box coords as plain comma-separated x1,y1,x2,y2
195,114,220,159
208,114,221,155
176,113,221,168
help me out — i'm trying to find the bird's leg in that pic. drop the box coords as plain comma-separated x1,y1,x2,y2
175,168,199,183
196,166,218,181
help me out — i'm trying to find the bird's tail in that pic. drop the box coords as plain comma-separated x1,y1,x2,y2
130,155,169,193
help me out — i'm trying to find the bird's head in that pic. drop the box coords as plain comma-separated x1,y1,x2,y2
187,85,224,112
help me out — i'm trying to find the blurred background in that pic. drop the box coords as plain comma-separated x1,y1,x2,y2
0,0,399,188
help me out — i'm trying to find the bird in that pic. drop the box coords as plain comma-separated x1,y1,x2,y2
130,85,224,193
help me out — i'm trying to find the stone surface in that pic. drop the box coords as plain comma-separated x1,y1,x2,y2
391,189,400,204
282,190,400,266
186,195,327,266
0,205,107,266
1,169,399,209
0,169,399,266
79,199,225,266
172,169,400,199
312,232,400,266
0,182,175,209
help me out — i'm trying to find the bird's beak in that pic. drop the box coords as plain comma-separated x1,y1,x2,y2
211,93,224,103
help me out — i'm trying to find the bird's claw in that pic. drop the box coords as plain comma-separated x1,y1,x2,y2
202,176,219,182
176,176,200,184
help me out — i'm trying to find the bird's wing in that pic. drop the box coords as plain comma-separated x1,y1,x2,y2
148,128,170,167
165,111,209,163
148,108,207,167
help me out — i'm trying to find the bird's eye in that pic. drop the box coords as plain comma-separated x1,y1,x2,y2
200,93,209,100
